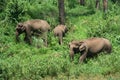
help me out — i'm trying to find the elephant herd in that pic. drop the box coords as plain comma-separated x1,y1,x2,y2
15,19,112,63
15,19,67,46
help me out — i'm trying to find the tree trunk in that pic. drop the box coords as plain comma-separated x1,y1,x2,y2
58,0,65,25
103,0,108,13
95,0,100,9
80,0,85,6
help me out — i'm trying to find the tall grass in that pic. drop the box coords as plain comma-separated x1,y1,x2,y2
0,0,120,80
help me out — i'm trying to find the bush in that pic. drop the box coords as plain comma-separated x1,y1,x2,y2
0,0,120,79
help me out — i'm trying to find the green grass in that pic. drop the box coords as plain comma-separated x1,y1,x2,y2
0,1,120,80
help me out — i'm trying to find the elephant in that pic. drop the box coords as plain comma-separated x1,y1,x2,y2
53,24,68,45
69,38,112,63
15,19,50,46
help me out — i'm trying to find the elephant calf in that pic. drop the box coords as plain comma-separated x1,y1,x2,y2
53,25,68,45
15,19,50,46
69,38,112,63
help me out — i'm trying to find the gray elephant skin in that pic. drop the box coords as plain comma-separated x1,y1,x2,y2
15,19,50,46
69,38,112,63
53,25,67,45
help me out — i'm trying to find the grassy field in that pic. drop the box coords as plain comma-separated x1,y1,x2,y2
0,0,120,80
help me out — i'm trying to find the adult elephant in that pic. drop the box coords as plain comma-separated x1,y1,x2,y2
69,38,112,63
15,19,50,47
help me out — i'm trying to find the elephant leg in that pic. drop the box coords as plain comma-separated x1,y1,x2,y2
25,28,32,45
42,32,48,47
70,50,74,61
25,34,32,45
27,36,32,45
79,52,87,63
24,34,30,44
24,36,28,42
58,33,63,45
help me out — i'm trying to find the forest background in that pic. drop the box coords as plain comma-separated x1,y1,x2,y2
0,0,120,80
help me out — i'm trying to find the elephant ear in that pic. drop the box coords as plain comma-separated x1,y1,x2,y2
79,42,86,51
21,25,26,31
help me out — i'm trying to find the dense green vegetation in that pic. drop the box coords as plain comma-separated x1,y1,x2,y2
0,0,120,80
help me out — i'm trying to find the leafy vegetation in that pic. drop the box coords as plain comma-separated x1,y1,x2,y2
0,0,120,80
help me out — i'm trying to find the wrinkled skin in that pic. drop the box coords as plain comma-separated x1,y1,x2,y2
53,25,68,45
15,19,50,46
69,38,112,63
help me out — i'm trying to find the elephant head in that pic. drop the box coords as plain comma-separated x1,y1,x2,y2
69,40,86,61
15,23,26,42
16,23,26,32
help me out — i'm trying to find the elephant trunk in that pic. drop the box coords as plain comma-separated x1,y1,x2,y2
15,31,20,42
69,49,74,61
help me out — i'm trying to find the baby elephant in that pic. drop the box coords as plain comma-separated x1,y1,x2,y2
53,25,67,45
69,38,112,63
15,19,50,46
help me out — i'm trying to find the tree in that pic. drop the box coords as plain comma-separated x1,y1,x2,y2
103,0,108,13
80,0,85,6
58,0,65,25
95,0,108,13
95,0,100,9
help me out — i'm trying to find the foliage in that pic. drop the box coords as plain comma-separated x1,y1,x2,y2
0,0,120,80
0,0,7,12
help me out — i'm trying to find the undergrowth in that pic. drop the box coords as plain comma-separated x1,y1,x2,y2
0,0,120,80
